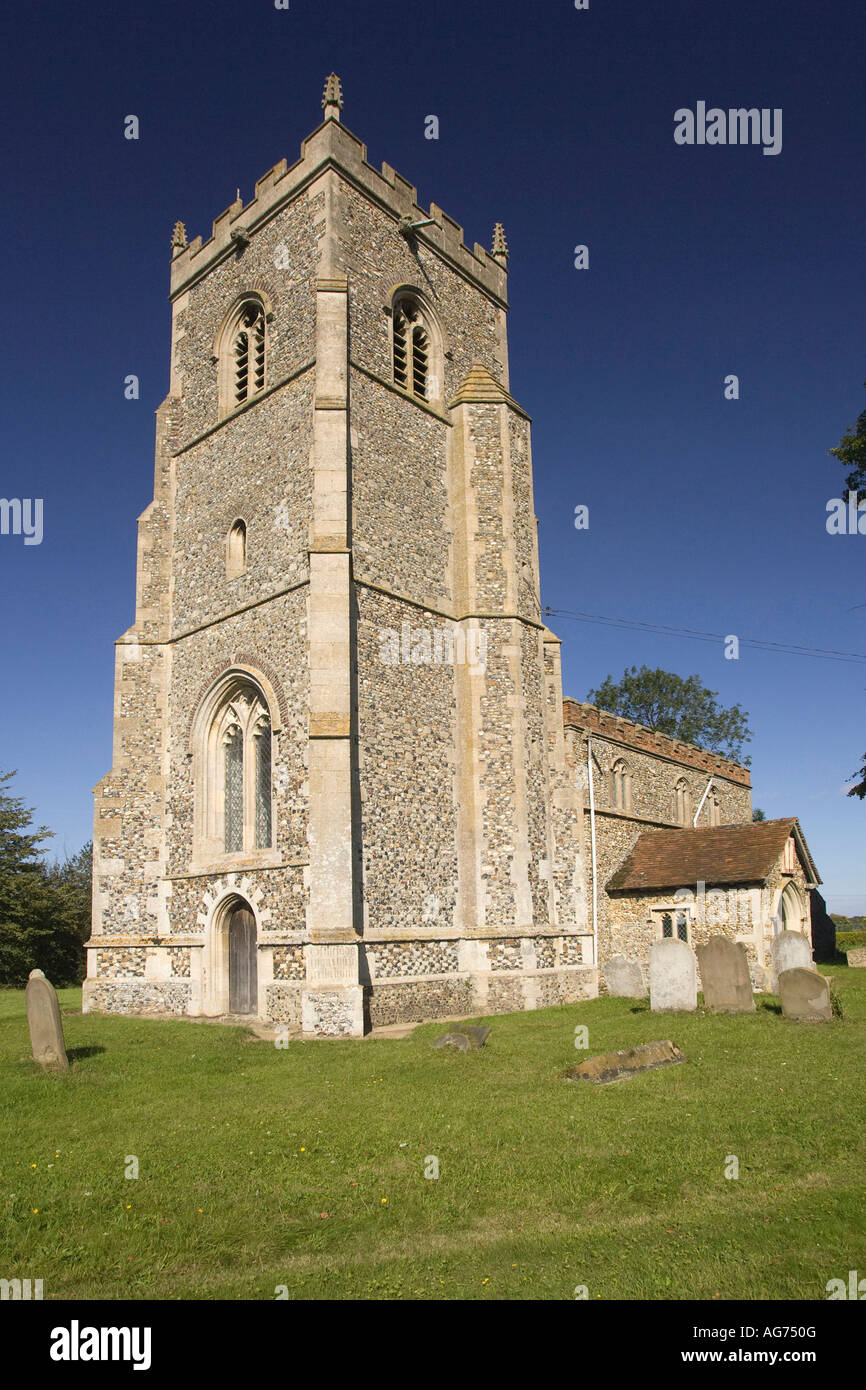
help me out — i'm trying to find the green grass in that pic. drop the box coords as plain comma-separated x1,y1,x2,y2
2,967,865,1301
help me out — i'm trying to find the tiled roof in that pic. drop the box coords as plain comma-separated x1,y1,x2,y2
606,818,817,893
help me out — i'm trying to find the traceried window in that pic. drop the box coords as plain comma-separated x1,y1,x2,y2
611,758,632,812
392,296,431,400
674,778,691,825
210,685,272,854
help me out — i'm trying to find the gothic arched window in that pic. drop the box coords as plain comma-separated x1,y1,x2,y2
217,297,268,415
706,786,721,826
674,778,690,825
227,519,247,579
611,758,632,812
392,295,432,401
204,681,272,856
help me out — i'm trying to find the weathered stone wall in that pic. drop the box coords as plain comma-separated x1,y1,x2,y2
336,179,506,398
350,371,450,605
171,377,313,636
170,189,324,450
355,586,458,934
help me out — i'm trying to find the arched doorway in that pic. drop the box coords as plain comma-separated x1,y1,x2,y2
777,882,805,935
228,904,257,1014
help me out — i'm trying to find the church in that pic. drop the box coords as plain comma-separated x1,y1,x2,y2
84,76,820,1034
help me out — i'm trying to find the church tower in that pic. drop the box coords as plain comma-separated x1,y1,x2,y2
84,77,595,1034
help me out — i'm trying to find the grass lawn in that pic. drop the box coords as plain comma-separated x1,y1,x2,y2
2,967,865,1301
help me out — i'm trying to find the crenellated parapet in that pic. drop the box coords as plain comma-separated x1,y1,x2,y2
169,76,509,307
563,699,752,786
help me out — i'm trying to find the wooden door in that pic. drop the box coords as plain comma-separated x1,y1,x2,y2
229,907,257,1014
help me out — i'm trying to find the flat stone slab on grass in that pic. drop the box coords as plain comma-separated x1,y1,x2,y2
432,1025,491,1051
779,967,832,1022
846,948,866,968
566,1040,684,1085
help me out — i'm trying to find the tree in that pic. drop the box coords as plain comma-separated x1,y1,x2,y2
848,755,866,800
829,383,866,493
752,808,766,821
0,772,90,987
586,666,753,764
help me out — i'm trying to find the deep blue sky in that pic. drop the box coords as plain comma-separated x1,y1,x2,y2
1,1,864,911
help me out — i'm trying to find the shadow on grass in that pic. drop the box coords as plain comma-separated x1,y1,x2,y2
757,999,782,1015
67,1046,107,1062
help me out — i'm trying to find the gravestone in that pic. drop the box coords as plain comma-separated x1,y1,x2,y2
846,948,866,969
603,956,647,999
770,930,813,992
778,967,832,1022
432,1025,490,1051
566,1040,684,1085
25,970,69,1071
649,938,697,1012
697,936,755,1013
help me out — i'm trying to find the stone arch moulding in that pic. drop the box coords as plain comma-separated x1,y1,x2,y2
187,659,287,747
201,885,263,1017
775,880,807,935
212,290,275,417
385,282,448,353
211,288,276,362
388,283,447,406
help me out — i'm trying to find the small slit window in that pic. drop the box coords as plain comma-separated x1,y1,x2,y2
227,520,247,579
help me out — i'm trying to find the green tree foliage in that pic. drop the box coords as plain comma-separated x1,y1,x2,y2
829,384,866,493
0,771,90,987
587,666,753,764
752,808,766,821
847,755,866,800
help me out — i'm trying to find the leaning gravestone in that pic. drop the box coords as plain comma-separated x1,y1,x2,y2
778,967,832,1022
603,955,647,999
650,938,697,1012
25,970,69,1071
697,936,755,1013
770,930,813,992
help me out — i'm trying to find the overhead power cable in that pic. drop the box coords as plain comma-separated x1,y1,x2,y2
542,607,866,666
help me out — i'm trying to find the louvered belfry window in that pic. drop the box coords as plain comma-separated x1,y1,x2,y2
233,302,266,406
393,298,429,400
